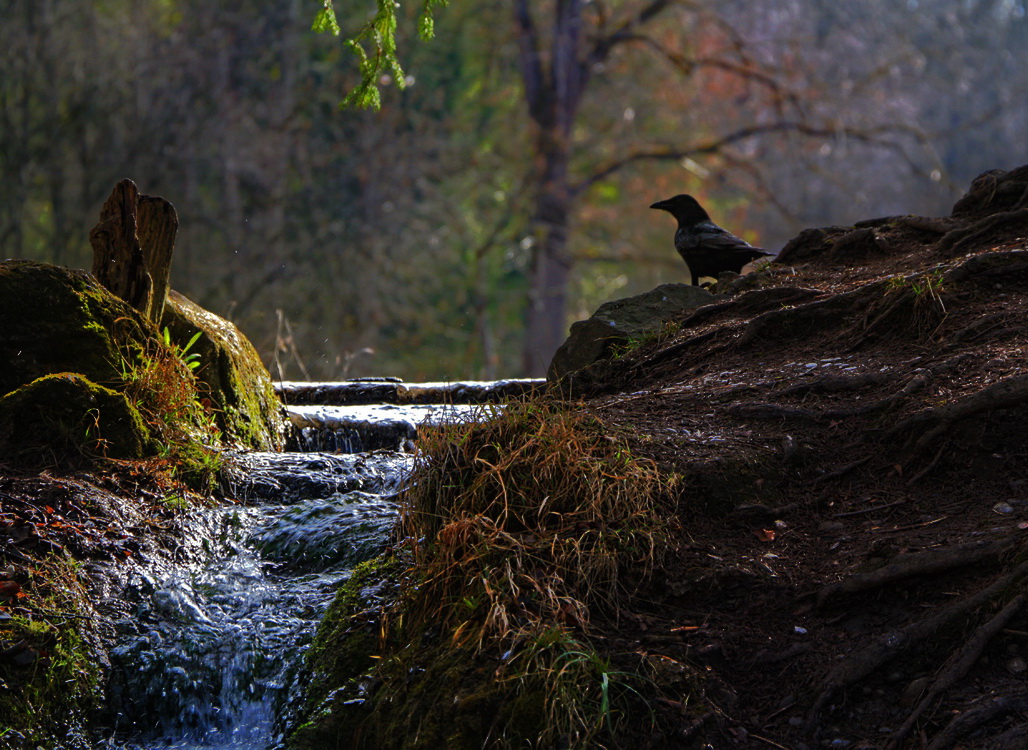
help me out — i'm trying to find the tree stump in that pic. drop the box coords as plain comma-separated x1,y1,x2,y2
89,179,178,323
137,194,178,322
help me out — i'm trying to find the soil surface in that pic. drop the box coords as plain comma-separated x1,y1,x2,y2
563,166,1028,748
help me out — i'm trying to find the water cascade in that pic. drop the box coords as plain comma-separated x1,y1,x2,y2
100,378,542,749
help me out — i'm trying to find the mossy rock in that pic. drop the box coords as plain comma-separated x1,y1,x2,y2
0,373,154,468
290,556,401,749
548,283,714,384
0,260,151,398
291,555,553,749
162,291,285,451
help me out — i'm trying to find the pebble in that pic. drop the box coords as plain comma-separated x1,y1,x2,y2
788,716,804,727
1006,656,1027,674
992,502,1015,514
899,676,929,707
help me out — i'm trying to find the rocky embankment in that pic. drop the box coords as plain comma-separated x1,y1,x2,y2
0,259,285,747
295,165,1028,749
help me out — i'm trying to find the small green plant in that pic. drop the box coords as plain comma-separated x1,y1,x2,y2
117,328,224,492
500,627,654,745
160,491,190,511
611,320,682,359
162,327,203,370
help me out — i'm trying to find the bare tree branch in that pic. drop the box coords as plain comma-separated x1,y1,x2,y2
589,0,681,66
513,0,547,125
573,122,924,195
623,33,805,115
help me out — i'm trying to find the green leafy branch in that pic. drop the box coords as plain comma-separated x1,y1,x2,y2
313,0,447,110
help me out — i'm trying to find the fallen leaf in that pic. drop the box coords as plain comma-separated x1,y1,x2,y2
755,528,776,542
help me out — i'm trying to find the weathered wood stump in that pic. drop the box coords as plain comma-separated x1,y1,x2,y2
89,179,178,323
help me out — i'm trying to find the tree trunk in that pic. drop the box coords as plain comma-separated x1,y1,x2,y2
522,141,573,376
514,0,586,376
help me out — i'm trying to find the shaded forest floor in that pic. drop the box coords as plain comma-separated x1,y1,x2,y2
560,166,1028,748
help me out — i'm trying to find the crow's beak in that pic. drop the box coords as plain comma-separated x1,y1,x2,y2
650,200,669,210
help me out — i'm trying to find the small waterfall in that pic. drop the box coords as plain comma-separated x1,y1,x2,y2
102,452,410,749
100,379,541,748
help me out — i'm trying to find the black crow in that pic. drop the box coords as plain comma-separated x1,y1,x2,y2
650,194,774,286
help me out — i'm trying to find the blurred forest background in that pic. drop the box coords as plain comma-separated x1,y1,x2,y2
3,0,1026,379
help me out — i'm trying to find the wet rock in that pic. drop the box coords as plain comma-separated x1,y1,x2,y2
548,283,714,383
0,373,153,468
162,291,286,451
276,378,544,406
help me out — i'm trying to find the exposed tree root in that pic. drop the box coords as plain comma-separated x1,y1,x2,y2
735,284,880,347
675,288,824,331
937,208,1028,256
816,537,1017,608
725,402,819,422
942,249,1028,287
805,560,1028,736
811,456,872,485
728,369,933,425
846,275,947,349
947,311,1013,345
633,329,719,372
893,215,964,235
987,721,1028,750
776,372,890,398
821,369,933,420
885,373,1028,461
905,440,949,485
887,594,1025,748
925,694,1028,750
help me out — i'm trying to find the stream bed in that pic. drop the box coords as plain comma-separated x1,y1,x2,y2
99,379,541,749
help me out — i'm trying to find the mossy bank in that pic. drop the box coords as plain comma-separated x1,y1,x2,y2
0,260,285,746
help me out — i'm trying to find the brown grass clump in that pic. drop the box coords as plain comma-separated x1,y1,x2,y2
400,399,676,648
118,327,223,490
294,400,682,749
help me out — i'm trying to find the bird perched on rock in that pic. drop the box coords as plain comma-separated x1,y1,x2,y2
651,194,774,286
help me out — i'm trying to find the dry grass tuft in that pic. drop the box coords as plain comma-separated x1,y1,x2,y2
300,400,683,748
399,396,676,653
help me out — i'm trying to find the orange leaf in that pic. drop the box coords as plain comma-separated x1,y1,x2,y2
755,528,776,542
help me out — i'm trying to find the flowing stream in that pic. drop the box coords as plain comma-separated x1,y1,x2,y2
100,378,542,749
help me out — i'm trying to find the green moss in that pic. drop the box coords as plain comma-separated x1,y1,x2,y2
0,556,103,749
0,373,154,468
0,261,151,398
0,261,282,458
162,291,285,451
289,555,402,750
